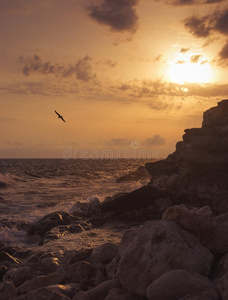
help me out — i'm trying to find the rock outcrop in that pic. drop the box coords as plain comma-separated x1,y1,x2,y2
146,99,228,213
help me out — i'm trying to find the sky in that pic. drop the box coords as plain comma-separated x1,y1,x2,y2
1,0,228,158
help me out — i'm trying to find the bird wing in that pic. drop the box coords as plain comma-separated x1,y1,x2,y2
60,116,66,122
55,110,61,117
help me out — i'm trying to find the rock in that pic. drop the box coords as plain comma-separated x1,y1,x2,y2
116,220,213,297
0,251,20,265
146,99,228,213
100,185,162,215
145,159,178,179
178,290,220,300
202,99,228,128
47,283,81,298
27,211,77,236
162,205,213,232
152,175,169,189
86,279,121,300
17,286,71,300
3,266,31,287
87,197,101,214
69,261,99,290
200,213,228,254
0,265,7,280
212,253,228,282
146,269,216,300
116,166,150,182
21,251,59,276
66,249,93,265
154,197,172,210
72,291,89,300
216,272,228,300
106,254,121,279
0,281,16,300
91,243,119,264
17,272,64,295
105,288,144,300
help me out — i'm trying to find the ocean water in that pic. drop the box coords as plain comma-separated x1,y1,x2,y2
0,159,151,247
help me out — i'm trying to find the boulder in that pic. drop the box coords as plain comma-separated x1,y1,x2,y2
146,269,216,300
87,279,121,300
91,243,119,264
105,288,144,300
0,281,16,300
17,286,71,300
162,205,213,232
17,272,64,295
116,220,213,297
216,273,228,300
200,213,228,254
179,290,220,300
100,185,162,214
3,266,31,287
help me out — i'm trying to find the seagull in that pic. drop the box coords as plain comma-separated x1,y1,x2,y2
55,110,66,122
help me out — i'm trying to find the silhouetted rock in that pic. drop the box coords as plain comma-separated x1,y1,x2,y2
146,99,228,213
100,185,163,215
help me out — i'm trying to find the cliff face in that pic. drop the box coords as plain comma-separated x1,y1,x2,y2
146,99,228,212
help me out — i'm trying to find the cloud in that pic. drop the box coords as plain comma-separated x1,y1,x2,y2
75,56,96,82
184,16,212,38
154,55,163,62
165,0,225,6
176,60,186,64
142,135,166,146
87,0,139,33
19,54,95,82
184,9,228,38
218,40,228,62
180,48,190,53
190,54,201,63
105,138,130,146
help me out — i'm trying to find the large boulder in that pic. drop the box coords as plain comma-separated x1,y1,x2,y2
146,269,216,300
116,220,213,297
162,205,213,232
100,185,163,214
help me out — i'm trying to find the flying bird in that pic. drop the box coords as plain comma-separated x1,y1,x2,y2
55,110,66,122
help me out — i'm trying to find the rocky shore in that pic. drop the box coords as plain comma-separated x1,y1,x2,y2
1,100,228,299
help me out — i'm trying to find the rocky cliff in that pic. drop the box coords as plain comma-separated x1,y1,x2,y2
146,99,228,213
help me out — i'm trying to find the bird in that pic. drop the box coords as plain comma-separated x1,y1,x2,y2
55,110,66,122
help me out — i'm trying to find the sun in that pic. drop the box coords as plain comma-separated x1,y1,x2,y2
168,54,213,84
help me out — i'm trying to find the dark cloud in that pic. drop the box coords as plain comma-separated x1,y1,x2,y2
142,135,166,146
166,0,225,5
169,0,195,6
87,0,139,33
184,9,228,38
213,9,228,35
180,48,190,53
190,54,201,63
219,40,228,61
20,54,95,82
184,16,212,38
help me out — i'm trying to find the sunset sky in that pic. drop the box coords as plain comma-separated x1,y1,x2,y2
1,0,228,158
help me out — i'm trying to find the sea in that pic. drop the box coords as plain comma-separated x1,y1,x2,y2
0,159,152,248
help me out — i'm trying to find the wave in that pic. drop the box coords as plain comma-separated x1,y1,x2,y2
0,173,14,188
